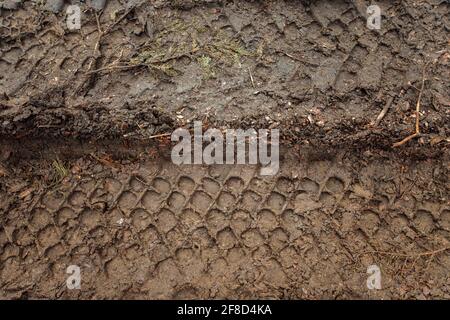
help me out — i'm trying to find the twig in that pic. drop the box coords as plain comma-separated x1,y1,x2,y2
103,4,136,34
90,153,120,168
248,67,255,88
123,132,172,138
393,64,428,147
86,11,103,71
277,50,319,67
373,95,394,127
367,246,449,258
86,64,143,75
76,5,138,94
148,133,172,139
392,131,420,147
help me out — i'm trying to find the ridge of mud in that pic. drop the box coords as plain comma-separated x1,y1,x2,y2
0,109,448,161
1,0,449,156
0,147,449,299
0,98,174,139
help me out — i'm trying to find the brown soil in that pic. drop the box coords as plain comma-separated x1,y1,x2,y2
0,0,449,299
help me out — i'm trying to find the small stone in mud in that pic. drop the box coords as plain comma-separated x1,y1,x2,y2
1,120,11,129
0,146,12,161
88,0,107,11
0,0,23,10
44,0,65,13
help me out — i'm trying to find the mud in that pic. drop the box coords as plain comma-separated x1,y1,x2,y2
0,0,449,143
0,0,449,299
0,143,449,299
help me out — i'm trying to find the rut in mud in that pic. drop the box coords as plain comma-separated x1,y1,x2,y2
0,144,449,299
0,0,449,300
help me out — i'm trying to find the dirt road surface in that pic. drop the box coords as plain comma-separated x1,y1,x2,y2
0,0,449,299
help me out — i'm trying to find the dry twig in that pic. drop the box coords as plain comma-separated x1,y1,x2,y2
373,95,394,127
368,246,449,258
393,64,428,147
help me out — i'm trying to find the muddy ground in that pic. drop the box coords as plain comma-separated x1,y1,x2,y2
0,0,449,299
